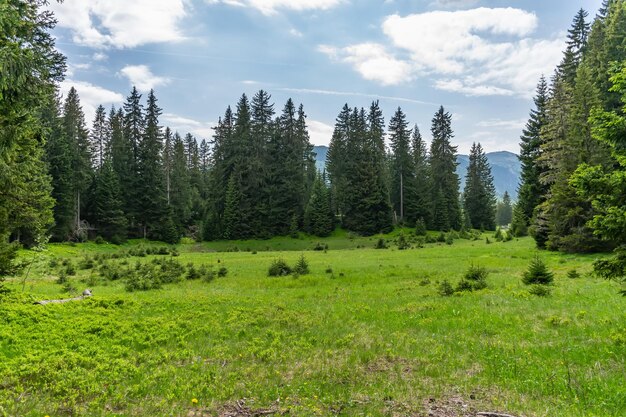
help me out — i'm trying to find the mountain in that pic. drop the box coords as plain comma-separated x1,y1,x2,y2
456,151,521,199
313,146,520,200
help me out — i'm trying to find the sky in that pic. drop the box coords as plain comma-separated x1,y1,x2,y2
49,0,603,154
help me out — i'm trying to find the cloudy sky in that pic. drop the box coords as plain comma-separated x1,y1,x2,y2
50,0,603,154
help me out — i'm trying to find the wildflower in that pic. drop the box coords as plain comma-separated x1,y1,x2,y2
192,398,199,405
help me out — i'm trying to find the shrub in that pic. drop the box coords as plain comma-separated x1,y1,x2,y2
529,284,552,297
425,235,436,244
78,257,94,270
436,232,446,243
94,236,105,244
465,264,488,282
325,267,333,274
313,242,328,251
375,238,387,249
445,234,454,245
419,278,431,286
485,237,491,244
522,256,554,285
494,227,503,241
186,263,200,280
397,234,410,250
567,269,581,279
415,219,427,236
438,280,454,296
293,254,310,275
269,259,292,276
199,265,216,282
217,266,228,277
456,279,473,292
65,263,76,276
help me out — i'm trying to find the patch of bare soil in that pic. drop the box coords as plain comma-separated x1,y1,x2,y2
187,400,284,417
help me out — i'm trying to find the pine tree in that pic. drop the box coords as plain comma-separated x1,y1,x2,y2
90,159,127,242
222,175,242,240
326,104,351,219
411,125,432,226
1,0,63,273
513,77,549,237
496,191,513,227
170,132,192,233
61,87,93,239
122,87,144,230
388,107,417,225
137,90,168,240
429,106,461,231
463,143,496,230
304,172,334,237
90,104,109,169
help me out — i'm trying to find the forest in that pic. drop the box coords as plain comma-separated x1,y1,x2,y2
2,2,626,283
2,1,626,416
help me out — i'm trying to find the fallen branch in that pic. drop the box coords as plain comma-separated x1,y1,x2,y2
35,289,92,305
477,413,518,417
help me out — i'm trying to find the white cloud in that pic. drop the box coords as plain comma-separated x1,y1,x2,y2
477,118,527,129
430,0,479,9
319,43,414,86
277,87,438,106
322,7,564,97
49,0,187,49
162,113,216,139
289,28,304,37
435,79,514,96
119,65,171,92
59,80,124,127
308,120,334,146
206,0,343,15
92,52,108,61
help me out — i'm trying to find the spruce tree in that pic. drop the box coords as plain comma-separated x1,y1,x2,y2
90,159,127,242
389,107,417,225
90,104,109,169
326,104,351,219
496,191,513,227
304,172,334,237
411,125,432,226
122,87,144,230
429,106,461,231
137,90,169,240
61,87,92,238
512,77,549,237
463,142,496,230
170,132,192,233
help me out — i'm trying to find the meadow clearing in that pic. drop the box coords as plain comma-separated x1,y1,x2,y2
0,231,624,417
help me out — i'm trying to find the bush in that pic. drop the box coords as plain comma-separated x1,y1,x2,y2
65,263,76,276
567,269,581,279
294,254,310,275
415,219,427,236
186,263,200,280
455,279,474,292
313,242,328,251
436,232,446,243
494,227,503,241
465,264,488,282
217,266,228,277
201,266,216,282
529,284,552,297
438,280,454,296
94,236,106,244
425,235,436,244
269,259,292,277
375,238,387,249
397,234,410,250
522,256,554,285
445,234,454,245
78,257,94,270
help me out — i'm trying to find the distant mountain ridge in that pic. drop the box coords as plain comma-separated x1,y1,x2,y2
312,146,520,200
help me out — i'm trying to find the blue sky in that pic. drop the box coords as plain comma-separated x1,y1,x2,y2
50,0,603,154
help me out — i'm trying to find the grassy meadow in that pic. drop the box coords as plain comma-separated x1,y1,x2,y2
0,231,624,417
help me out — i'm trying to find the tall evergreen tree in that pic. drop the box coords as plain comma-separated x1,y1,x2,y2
137,90,170,240
326,104,351,219
90,104,109,169
463,142,496,230
170,133,192,233
61,87,92,238
122,87,144,230
411,125,432,226
512,77,550,237
496,191,513,227
304,171,334,237
388,107,417,224
429,106,461,231
89,159,127,242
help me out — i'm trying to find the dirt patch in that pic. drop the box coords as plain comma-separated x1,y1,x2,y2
365,355,421,374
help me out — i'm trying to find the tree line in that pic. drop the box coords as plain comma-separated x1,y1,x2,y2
1,0,504,275
512,1,626,281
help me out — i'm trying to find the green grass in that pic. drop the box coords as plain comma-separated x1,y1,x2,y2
1,234,624,416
